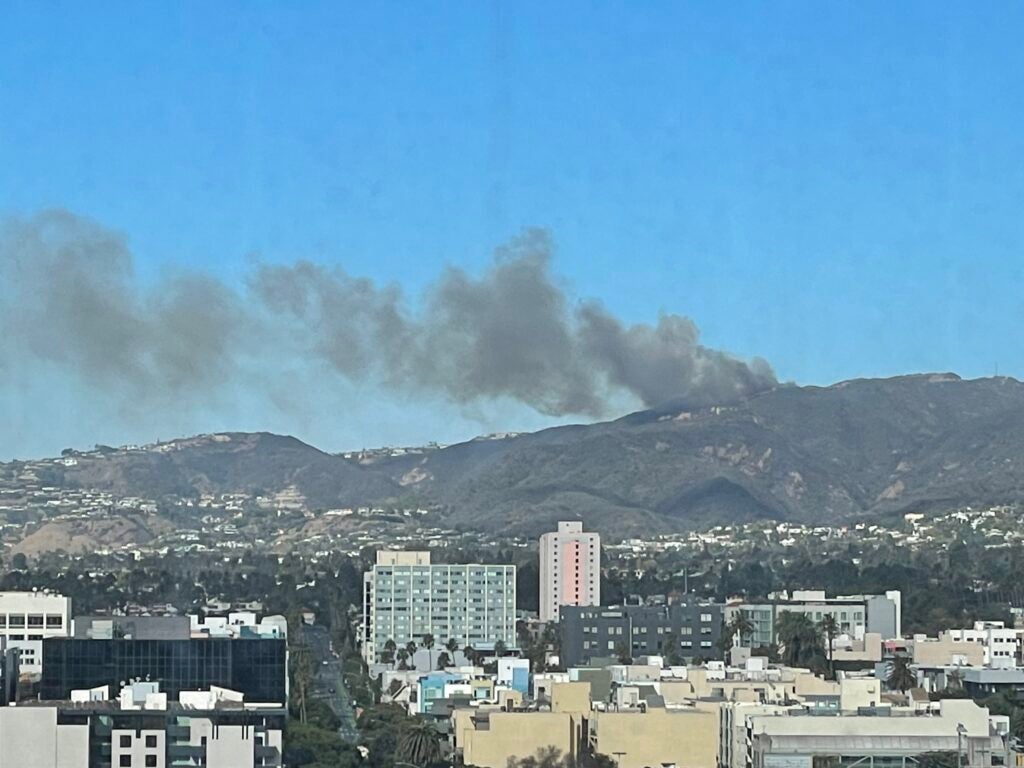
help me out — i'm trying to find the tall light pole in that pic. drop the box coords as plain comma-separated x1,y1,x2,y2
957,722,968,768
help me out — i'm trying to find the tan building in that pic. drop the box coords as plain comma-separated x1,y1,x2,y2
456,711,583,768
912,633,985,667
590,705,719,768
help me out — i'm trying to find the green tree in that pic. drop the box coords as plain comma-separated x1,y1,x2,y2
405,640,418,668
776,611,824,670
382,638,397,665
445,637,459,656
818,614,838,678
728,612,756,647
494,639,507,658
421,633,435,670
887,654,916,693
436,651,451,670
397,648,409,670
395,720,442,767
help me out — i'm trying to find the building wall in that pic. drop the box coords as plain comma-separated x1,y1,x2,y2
0,591,71,675
591,707,719,768
912,635,985,667
462,712,580,768
560,603,723,667
112,728,165,768
363,553,517,663
539,522,600,623
206,724,255,767
551,681,591,714
0,707,88,768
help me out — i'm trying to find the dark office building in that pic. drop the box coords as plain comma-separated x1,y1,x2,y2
41,638,287,704
560,602,724,667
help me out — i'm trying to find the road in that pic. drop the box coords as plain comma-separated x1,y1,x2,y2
304,625,360,742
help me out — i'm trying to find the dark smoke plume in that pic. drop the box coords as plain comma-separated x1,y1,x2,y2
1,210,776,417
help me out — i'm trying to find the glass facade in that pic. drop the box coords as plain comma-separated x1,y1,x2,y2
41,638,287,704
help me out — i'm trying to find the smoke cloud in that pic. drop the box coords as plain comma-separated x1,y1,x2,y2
1,210,776,420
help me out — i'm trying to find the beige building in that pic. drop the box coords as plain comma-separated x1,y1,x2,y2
911,633,986,667
590,705,719,768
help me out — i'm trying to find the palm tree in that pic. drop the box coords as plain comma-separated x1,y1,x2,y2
445,637,459,657
818,615,838,678
887,654,916,693
463,644,477,666
728,612,756,648
405,640,418,669
421,633,435,670
776,611,824,669
397,648,410,670
383,638,397,665
436,651,451,670
395,720,442,767
946,668,964,691
494,639,507,658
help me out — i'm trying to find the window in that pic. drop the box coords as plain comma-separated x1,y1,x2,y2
119,757,132,768
27,615,44,628
700,613,712,623
8,616,24,628
146,735,157,748
145,757,157,768
120,735,132,748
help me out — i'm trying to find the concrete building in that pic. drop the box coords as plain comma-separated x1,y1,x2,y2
560,602,724,667
728,590,901,647
0,590,71,675
539,522,600,623
910,632,985,668
946,621,1023,667
0,682,284,767
362,551,517,664
747,699,1004,768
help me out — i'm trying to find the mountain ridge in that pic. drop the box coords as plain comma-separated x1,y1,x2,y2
9,374,1024,536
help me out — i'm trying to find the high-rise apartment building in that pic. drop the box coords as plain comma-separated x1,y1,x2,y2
361,551,516,664
539,521,600,623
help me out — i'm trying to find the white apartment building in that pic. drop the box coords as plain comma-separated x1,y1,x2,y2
539,521,600,623
0,590,71,675
946,621,1023,667
362,551,517,664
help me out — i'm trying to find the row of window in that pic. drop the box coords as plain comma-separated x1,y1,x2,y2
0,614,64,629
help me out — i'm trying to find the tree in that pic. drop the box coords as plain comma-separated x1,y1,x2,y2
421,633,435,670
395,720,442,767
382,638,397,665
776,611,824,670
494,639,507,658
818,614,838,677
662,633,683,666
887,654,916,693
728,612,756,647
405,640,418,669
445,637,459,656
614,643,632,665
436,651,451,670
463,644,478,666
397,648,409,670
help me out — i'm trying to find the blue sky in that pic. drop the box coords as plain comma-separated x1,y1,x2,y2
2,2,1023,457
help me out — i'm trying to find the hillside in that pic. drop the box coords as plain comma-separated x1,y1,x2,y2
367,374,1024,534
8,374,1024,537
51,432,400,509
